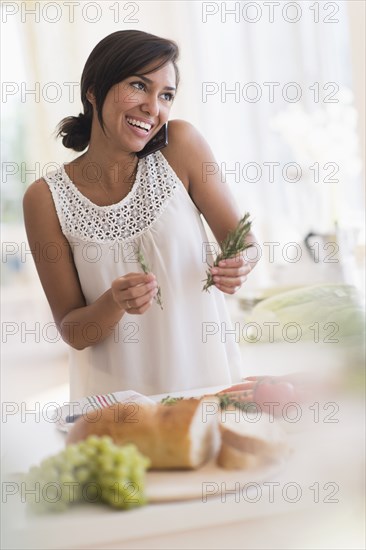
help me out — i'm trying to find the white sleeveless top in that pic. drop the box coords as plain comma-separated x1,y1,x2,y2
44,150,243,400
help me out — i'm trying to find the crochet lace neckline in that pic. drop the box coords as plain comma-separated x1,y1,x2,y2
45,150,179,243
61,158,143,209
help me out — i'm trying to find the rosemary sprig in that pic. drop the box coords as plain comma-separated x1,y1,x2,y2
137,246,163,310
202,212,253,292
161,393,257,412
217,393,257,413
160,396,184,405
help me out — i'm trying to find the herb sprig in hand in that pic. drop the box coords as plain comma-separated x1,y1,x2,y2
202,212,253,292
137,246,163,310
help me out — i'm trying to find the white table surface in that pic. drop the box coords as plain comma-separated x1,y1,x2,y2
2,372,364,549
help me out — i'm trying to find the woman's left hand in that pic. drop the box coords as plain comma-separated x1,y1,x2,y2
210,255,252,295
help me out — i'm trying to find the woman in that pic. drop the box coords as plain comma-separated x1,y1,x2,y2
23,30,257,400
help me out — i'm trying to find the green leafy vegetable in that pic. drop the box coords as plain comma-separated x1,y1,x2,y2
248,283,365,343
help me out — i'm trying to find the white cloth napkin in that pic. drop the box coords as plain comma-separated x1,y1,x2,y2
54,390,156,433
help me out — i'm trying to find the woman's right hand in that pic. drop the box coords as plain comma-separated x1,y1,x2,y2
111,272,158,314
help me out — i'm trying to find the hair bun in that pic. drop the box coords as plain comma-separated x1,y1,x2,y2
57,113,92,152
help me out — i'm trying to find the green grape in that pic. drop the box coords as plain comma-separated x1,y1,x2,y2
74,466,90,484
96,455,114,473
23,435,150,513
86,435,101,448
98,473,117,488
114,465,129,478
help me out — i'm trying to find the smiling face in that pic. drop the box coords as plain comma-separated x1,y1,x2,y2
88,61,176,156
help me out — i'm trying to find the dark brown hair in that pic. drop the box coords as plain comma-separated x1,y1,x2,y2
57,30,180,152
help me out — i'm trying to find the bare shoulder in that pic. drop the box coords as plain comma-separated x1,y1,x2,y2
23,177,52,208
166,119,210,151
23,177,62,233
166,118,195,138
163,119,215,190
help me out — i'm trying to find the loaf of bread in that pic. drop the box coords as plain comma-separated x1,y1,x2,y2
217,407,289,469
67,396,289,471
67,396,220,470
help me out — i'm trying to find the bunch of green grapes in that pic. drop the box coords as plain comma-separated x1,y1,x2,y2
23,435,150,512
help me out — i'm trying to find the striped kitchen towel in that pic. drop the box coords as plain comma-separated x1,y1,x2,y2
54,390,156,434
